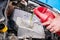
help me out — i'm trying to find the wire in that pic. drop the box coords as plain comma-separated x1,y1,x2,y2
4,0,10,25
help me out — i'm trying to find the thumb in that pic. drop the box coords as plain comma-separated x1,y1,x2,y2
42,18,52,26
42,21,50,26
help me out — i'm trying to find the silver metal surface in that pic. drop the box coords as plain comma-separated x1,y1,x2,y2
13,9,45,39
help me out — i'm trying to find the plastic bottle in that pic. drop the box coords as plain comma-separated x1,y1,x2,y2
33,6,60,35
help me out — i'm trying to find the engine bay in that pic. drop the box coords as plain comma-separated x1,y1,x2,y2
0,0,60,40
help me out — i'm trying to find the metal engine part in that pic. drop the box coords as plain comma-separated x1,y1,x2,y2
6,0,60,40
13,9,45,39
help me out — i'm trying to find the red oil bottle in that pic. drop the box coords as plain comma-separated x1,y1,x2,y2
33,6,60,36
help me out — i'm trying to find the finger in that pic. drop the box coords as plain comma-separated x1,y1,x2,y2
46,23,54,30
49,26,56,32
52,27,59,33
42,18,52,26
50,28,54,32
42,21,51,26
52,29,58,33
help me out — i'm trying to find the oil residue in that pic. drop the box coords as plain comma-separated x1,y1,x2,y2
30,13,34,29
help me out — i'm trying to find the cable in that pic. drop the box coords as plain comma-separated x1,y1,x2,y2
4,0,10,25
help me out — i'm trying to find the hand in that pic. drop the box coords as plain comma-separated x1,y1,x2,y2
47,16,60,33
42,13,60,33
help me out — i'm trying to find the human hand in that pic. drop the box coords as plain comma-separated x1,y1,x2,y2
42,13,60,33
